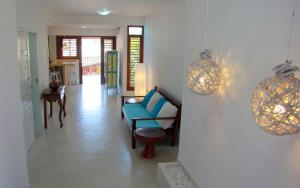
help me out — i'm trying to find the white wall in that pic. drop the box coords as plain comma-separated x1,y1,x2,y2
179,0,300,188
16,0,56,91
16,0,56,137
144,1,185,100
49,26,118,36
56,15,145,28
117,25,135,96
48,35,57,61
0,0,29,187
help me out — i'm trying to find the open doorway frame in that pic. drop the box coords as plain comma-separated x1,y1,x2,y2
81,37,101,85
18,31,43,151
56,36,116,85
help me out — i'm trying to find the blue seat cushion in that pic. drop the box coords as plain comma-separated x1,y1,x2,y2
123,103,160,128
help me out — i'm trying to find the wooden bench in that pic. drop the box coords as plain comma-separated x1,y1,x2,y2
121,86,181,149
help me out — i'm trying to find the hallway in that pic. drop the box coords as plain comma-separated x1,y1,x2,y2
28,85,178,188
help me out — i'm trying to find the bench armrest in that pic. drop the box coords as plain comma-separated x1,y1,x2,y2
132,117,176,121
131,117,176,133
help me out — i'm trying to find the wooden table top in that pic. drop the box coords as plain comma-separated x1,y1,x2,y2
49,61,77,68
135,128,166,141
42,85,65,96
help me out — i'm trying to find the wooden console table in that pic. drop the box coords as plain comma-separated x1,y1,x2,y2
42,86,66,129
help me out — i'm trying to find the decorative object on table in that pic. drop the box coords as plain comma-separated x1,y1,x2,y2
251,2,300,136
134,63,146,96
186,49,221,95
49,79,59,91
105,50,119,94
251,61,300,135
49,71,62,85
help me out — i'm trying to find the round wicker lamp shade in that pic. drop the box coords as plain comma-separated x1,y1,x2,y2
186,50,221,95
251,62,300,135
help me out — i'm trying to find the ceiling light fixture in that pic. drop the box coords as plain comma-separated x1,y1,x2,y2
97,9,111,16
81,26,87,29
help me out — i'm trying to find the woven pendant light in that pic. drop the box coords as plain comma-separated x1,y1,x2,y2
186,49,221,95
251,61,300,135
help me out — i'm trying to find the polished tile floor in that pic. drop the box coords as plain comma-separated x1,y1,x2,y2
28,84,178,188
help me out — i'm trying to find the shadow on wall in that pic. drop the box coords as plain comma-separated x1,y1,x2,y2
214,51,246,102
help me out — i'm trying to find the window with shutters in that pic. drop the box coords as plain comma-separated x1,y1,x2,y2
56,36,79,59
62,38,78,57
127,26,144,91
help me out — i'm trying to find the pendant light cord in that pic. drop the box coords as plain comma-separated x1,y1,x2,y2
286,0,296,62
203,0,209,49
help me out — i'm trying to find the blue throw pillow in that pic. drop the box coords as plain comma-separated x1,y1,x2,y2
151,98,167,117
142,89,156,107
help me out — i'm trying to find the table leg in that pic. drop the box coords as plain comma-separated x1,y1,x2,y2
63,94,66,117
63,66,70,86
43,99,47,129
141,142,155,159
58,99,63,128
50,102,53,117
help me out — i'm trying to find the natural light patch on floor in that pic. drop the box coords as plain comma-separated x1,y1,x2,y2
81,81,102,112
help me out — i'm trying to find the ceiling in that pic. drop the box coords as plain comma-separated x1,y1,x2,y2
37,0,178,16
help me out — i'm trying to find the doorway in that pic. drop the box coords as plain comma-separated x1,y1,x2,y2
18,31,42,152
81,37,101,85
56,36,116,85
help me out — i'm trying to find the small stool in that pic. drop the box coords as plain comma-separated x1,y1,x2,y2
50,71,62,85
135,128,167,159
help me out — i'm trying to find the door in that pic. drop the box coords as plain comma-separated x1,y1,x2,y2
101,37,116,84
28,33,43,137
18,31,35,152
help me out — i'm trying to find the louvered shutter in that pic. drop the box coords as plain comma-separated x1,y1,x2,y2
103,39,114,81
129,37,142,88
62,38,78,57
127,26,144,90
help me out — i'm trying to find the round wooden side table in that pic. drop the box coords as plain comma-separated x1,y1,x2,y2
135,128,167,159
